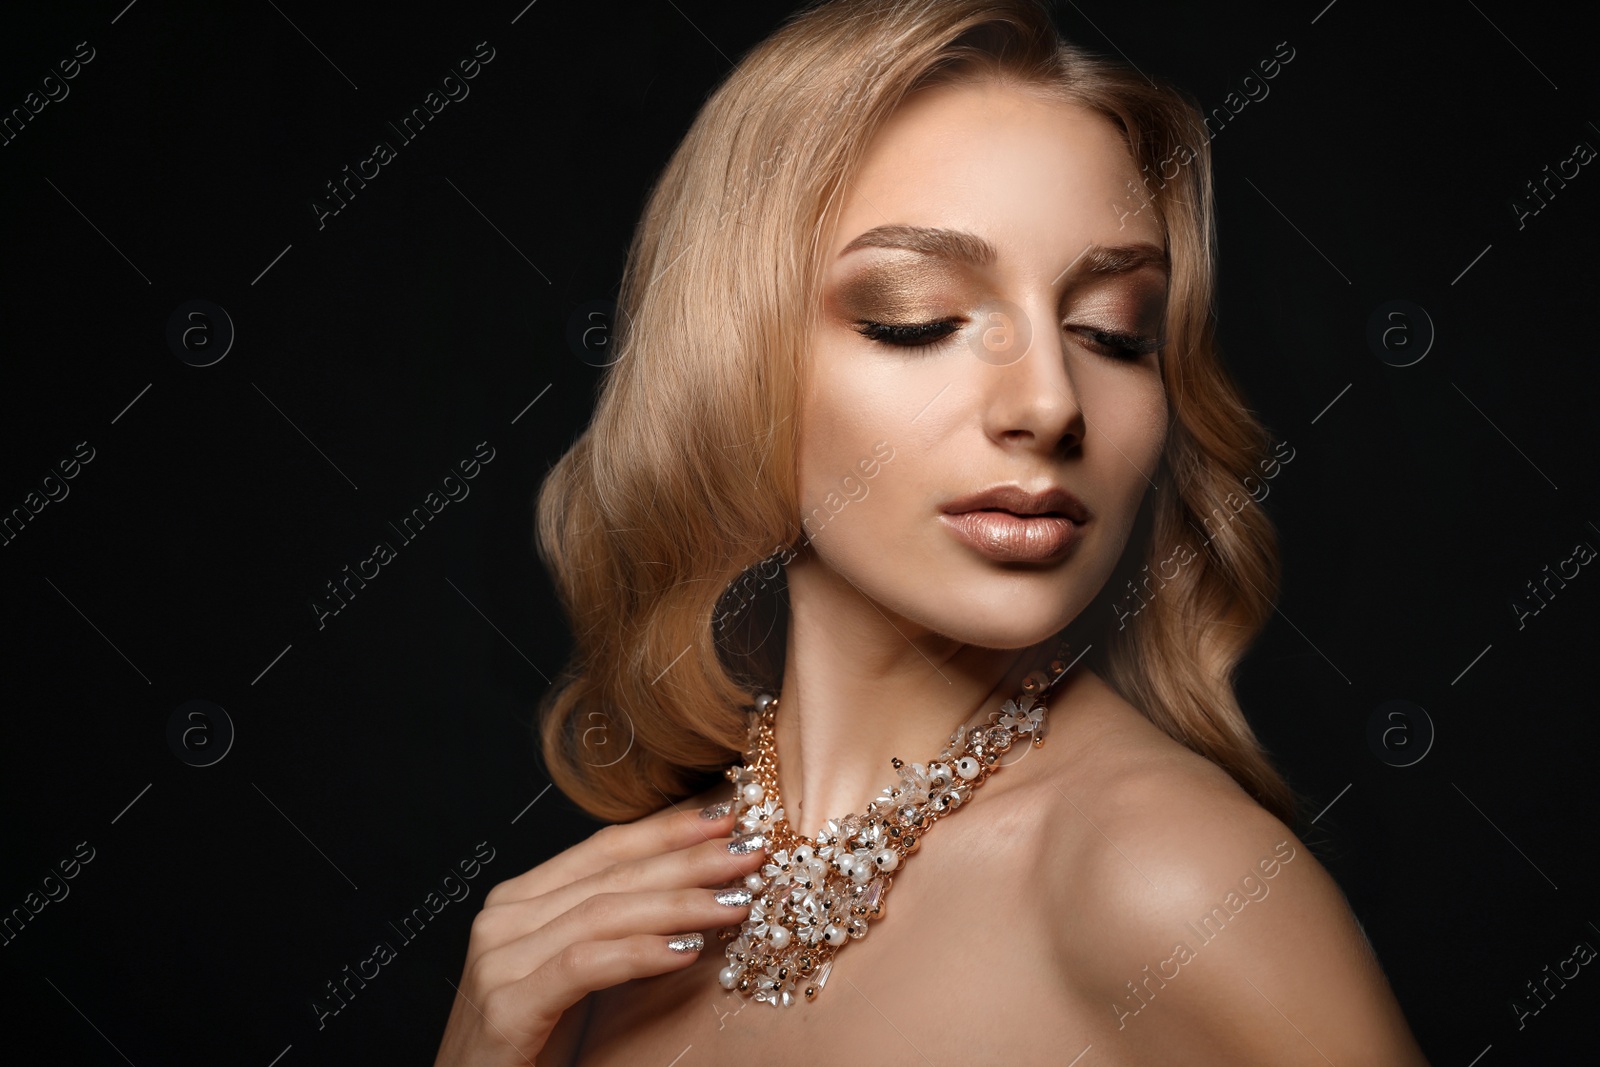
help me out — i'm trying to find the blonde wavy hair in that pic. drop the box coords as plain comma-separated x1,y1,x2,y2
535,0,1297,826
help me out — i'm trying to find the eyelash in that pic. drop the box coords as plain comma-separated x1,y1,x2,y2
852,319,1164,361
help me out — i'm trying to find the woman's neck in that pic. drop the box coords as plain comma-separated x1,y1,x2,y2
771,551,1058,839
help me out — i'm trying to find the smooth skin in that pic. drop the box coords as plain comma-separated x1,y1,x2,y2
565,677,1432,1066
442,77,1431,1065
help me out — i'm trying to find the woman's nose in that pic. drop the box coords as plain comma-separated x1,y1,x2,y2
975,298,1083,453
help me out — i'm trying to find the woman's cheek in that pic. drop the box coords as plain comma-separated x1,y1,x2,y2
1106,374,1168,474
797,385,890,536
796,372,851,492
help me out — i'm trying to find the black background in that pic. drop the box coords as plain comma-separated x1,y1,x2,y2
2,0,1596,1063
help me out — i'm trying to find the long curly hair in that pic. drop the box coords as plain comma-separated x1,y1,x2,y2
534,0,1296,826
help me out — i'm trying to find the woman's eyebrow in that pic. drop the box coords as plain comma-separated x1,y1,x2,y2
1078,242,1169,277
1053,240,1169,284
838,224,1168,279
838,224,995,265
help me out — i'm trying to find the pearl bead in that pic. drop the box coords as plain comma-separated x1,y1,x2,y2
719,965,739,989
823,923,846,946
742,782,765,804
873,849,900,872
792,844,813,864
745,872,765,892
769,925,791,949
955,756,980,780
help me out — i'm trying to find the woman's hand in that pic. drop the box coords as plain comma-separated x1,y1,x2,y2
432,788,763,1067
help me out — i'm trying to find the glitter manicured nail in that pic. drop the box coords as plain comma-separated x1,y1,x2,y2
700,799,732,819
715,888,754,907
727,834,766,855
666,932,705,954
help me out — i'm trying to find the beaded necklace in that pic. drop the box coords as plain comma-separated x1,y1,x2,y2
716,638,1076,1006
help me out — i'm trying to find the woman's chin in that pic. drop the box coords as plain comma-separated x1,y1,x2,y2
907,604,1081,652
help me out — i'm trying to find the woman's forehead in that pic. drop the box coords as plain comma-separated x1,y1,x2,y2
825,84,1162,272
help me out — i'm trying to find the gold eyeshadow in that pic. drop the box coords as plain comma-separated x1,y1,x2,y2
828,255,1168,336
830,260,963,322
1064,280,1168,334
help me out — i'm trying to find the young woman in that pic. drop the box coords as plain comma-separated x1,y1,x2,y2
434,1,1430,1063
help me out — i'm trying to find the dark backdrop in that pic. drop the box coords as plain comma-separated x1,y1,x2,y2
2,1,1595,1063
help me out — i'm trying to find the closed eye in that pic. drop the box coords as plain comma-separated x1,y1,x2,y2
853,318,963,348
854,319,1164,361
1072,328,1165,361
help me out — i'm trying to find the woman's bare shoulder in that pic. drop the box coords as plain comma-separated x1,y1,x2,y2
1033,675,1429,1063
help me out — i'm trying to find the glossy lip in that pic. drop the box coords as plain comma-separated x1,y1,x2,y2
939,511,1081,563
938,484,1088,564
939,484,1090,523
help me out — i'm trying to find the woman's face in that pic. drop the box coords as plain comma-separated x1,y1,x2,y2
796,78,1170,649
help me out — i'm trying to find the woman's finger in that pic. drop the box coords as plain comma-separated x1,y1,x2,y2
470,833,765,957
496,931,726,1045
471,883,754,988
484,784,740,906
